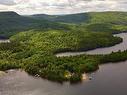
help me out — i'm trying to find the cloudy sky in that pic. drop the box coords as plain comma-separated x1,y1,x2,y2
0,0,127,15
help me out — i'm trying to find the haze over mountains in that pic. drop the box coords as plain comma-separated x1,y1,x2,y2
30,11,127,24
30,13,89,23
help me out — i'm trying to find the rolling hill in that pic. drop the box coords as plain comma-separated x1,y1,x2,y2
1,11,127,82
1,11,127,38
31,11,127,33
0,11,70,37
30,11,127,24
31,13,89,23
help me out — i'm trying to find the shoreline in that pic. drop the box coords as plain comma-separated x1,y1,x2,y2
56,33,127,57
0,69,89,82
82,73,89,80
0,71,6,77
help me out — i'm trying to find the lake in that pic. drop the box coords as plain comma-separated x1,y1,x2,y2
1,33,127,95
1,61,127,95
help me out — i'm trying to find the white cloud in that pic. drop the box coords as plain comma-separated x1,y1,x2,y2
0,0,127,15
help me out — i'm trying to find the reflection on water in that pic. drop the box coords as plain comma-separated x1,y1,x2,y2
1,33,127,95
1,61,127,95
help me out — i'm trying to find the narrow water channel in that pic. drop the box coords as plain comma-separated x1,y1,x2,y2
1,33,127,95
56,33,127,57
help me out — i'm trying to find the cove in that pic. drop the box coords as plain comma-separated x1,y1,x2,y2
56,33,127,57
1,61,127,95
1,33,127,95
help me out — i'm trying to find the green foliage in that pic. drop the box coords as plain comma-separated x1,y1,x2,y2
84,23,115,32
31,12,127,25
31,13,90,23
99,50,127,63
89,12,127,24
0,12,71,37
1,11,127,83
0,29,123,82
2,11,127,38
10,30,122,52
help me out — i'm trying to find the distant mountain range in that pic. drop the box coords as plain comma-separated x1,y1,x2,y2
30,13,89,23
30,11,127,33
30,11,127,24
1,11,127,37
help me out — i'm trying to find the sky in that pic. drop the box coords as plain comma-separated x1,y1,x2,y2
0,0,127,15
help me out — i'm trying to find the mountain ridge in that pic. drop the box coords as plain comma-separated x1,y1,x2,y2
30,11,127,24
1,11,127,37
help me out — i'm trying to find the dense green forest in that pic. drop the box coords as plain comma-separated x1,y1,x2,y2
0,11,71,37
31,13,89,23
1,11,127,82
31,11,127,33
31,12,127,24
0,30,123,82
2,11,127,38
